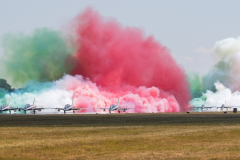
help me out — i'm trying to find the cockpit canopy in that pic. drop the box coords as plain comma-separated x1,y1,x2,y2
110,104,115,108
25,104,31,108
64,104,71,109
0,105,7,109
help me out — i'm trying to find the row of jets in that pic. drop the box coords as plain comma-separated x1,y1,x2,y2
0,98,133,114
196,102,237,111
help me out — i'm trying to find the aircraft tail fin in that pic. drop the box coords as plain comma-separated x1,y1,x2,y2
117,98,120,107
72,98,74,106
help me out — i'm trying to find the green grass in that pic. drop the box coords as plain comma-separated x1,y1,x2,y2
0,113,240,159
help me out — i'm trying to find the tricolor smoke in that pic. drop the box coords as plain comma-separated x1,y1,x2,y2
0,8,191,113
190,37,240,109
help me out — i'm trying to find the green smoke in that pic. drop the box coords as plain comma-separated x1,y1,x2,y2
0,88,8,99
202,59,232,92
188,72,209,109
0,80,54,111
0,28,73,86
188,72,204,98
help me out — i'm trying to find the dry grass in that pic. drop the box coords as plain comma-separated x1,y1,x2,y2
0,113,240,159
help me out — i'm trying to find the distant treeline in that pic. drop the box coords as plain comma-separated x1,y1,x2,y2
0,79,13,92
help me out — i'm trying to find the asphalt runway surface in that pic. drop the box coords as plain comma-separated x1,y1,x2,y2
1,112,240,127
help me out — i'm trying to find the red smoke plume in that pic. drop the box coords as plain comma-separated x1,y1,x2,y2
70,8,191,112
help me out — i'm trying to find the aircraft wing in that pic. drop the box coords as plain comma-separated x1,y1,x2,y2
8,107,19,110
98,107,109,110
227,106,240,108
205,106,216,108
33,107,44,110
55,108,64,110
118,107,134,111
217,106,233,109
223,105,240,108
72,108,88,110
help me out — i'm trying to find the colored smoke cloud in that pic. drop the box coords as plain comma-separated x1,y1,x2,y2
191,82,240,110
0,8,191,113
0,28,73,86
70,8,191,111
190,36,240,109
0,75,181,113
203,37,240,92
188,72,203,99
0,75,75,113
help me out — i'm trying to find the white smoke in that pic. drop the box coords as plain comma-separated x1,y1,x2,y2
193,82,240,111
214,37,240,58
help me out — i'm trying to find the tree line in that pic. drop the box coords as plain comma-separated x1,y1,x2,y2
0,79,12,91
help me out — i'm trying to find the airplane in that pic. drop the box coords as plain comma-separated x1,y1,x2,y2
0,99,18,114
98,98,134,113
217,101,233,111
55,98,87,114
195,102,215,112
19,98,44,114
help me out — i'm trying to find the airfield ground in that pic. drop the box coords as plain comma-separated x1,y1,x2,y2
0,112,240,160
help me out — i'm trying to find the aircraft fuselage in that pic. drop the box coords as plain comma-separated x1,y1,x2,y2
0,105,11,111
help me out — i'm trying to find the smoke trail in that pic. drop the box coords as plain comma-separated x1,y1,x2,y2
191,82,240,111
203,37,240,92
0,8,192,113
0,75,74,113
69,8,191,111
190,37,240,109
0,28,73,86
188,72,203,98
1,74,179,113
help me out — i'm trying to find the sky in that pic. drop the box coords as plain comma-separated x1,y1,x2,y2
0,0,240,75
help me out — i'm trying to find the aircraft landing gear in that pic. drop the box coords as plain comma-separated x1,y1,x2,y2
118,110,120,113
33,110,35,114
64,110,66,114
109,110,111,113
24,110,26,114
73,110,75,113
9,110,11,114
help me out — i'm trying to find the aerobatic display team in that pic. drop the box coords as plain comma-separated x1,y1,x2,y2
0,8,240,114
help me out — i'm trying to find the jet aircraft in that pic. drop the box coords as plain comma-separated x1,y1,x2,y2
0,99,18,114
195,102,215,112
98,98,134,113
55,98,87,114
19,98,44,114
217,101,233,111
